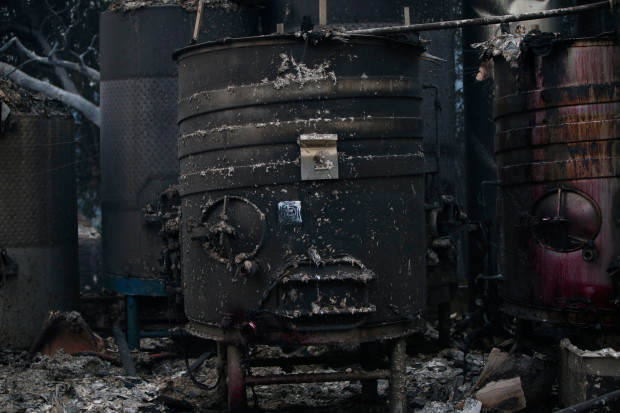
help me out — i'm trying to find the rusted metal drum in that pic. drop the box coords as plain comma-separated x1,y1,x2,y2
0,111,78,350
262,0,415,33
99,4,257,289
494,36,620,326
175,35,426,344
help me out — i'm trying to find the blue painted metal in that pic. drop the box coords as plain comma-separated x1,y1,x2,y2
126,295,140,350
103,274,166,296
103,275,167,349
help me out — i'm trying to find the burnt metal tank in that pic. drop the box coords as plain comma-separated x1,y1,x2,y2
261,0,416,33
264,1,464,343
0,91,78,350
99,4,258,347
494,35,620,326
100,4,194,291
175,34,425,410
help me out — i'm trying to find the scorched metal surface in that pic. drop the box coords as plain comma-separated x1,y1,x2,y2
99,4,258,285
0,114,78,349
261,0,417,33
175,34,426,344
99,5,194,284
494,36,620,326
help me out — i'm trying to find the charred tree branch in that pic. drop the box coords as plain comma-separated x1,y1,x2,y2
0,62,100,126
1,22,80,95
0,36,100,82
70,35,98,75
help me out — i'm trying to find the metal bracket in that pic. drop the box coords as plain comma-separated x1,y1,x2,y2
299,133,338,181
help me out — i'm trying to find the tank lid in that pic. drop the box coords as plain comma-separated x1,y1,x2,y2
173,31,424,61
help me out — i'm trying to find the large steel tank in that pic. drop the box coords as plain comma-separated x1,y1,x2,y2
175,34,425,410
463,1,568,311
99,4,258,342
100,5,195,291
0,85,78,349
494,36,620,326
265,0,463,343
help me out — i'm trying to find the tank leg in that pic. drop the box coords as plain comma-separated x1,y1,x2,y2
226,343,247,413
389,338,407,413
515,318,533,353
361,342,380,402
216,342,227,407
126,295,140,350
437,301,451,348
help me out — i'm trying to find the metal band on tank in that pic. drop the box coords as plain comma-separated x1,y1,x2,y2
178,117,424,158
178,77,422,122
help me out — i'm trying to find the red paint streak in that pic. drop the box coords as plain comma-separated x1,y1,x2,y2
532,245,612,308
568,46,615,86
529,179,618,310
535,55,544,90
498,39,620,314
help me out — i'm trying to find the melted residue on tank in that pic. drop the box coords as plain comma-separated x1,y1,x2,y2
270,53,337,90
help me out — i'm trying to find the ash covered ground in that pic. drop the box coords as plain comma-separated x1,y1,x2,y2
0,323,500,413
0,314,549,413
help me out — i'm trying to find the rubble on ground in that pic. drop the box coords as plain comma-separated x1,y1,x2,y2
0,320,564,412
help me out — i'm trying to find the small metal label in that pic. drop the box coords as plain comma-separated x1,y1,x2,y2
278,201,302,224
299,133,339,181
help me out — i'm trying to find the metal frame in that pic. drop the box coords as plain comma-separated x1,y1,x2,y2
222,337,408,413
103,274,167,349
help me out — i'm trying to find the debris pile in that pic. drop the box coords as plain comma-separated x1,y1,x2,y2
0,326,488,412
29,311,106,358
471,29,562,80
0,79,69,118
0,312,571,412
0,349,163,412
108,0,200,12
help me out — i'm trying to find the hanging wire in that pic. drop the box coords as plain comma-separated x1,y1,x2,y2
0,139,88,147
183,349,223,391
0,153,99,179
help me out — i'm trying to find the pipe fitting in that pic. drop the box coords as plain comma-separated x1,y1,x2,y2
238,260,258,277
582,242,598,262
240,321,259,341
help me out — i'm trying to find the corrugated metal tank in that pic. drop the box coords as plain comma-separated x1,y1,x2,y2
99,5,195,286
462,0,618,310
265,1,463,324
99,4,258,288
0,109,78,350
462,0,567,304
494,36,620,326
175,34,426,344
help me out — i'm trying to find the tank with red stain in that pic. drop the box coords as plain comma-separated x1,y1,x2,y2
494,35,620,326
